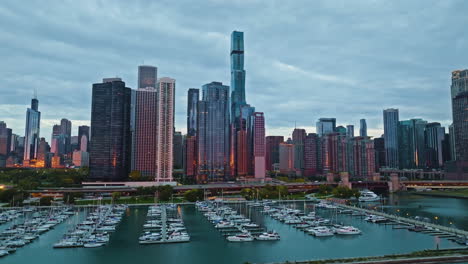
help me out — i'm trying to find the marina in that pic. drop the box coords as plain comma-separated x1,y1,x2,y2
0,194,467,264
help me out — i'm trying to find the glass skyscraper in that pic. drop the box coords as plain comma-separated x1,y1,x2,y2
316,118,336,136
187,88,199,137
89,78,132,181
383,108,399,168
197,81,230,182
359,119,367,137
231,31,246,122
24,98,41,162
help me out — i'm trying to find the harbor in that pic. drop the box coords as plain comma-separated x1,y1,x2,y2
0,194,467,264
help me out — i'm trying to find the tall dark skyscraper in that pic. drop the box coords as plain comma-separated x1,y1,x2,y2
425,122,445,168
383,108,399,168
304,133,320,177
452,91,468,161
24,97,41,162
60,118,72,154
78,125,90,152
346,125,354,138
197,81,230,182
292,128,306,174
0,121,12,159
89,78,132,181
398,119,427,169
231,31,246,122
374,137,386,171
359,119,367,137
187,88,199,137
265,136,284,171
138,65,157,89
173,131,183,169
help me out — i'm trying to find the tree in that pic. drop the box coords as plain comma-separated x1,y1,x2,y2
39,196,53,206
184,189,204,202
112,192,122,202
318,184,333,196
157,185,173,201
129,170,141,181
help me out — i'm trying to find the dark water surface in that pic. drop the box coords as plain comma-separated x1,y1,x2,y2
3,195,466,264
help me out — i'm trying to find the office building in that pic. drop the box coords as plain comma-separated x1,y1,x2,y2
346,125,354,138
359,119,367,137
383,108,399,168
316,118,336,136
304,133,320,176
78,125,90,152
265,136,284,171
292,128,306,175
197,82,230,181
252,112,265,179
89,78,132,181
279,142,294,174
187,89,199,137
24,97,41,162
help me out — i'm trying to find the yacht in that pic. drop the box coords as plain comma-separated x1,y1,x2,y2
364,215,388,223
335,226,362,235
0,249,8,257
167,232,190,243
83,242,105,248
53,240,83,248
359,190,380,202
256,231,280,241
227,231,254,242
308,226,334,237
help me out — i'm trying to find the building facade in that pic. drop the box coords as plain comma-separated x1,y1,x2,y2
383,108,399,168
252,112,265,179
265,136,284,171
316,118,336,136
89,78,132,181
23,98,41,162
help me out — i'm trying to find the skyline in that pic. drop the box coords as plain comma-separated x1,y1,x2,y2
2,1,468,139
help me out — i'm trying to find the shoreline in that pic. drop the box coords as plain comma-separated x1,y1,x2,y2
410,191,468,200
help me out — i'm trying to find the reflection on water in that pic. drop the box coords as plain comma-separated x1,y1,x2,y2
2,194,466,264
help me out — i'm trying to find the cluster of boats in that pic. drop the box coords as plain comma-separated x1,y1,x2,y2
138,205,190,245
0,207,74,257
261,205,362,237
0,209,22,225
53,205,127,249
196,201,280,242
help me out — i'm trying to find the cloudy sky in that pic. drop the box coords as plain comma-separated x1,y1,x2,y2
1,0,467,140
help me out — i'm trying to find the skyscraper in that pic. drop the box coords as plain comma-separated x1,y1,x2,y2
346,125,354,138
138,65,157,89
383,108,399,168
134,85,158,178
292,128,306,175
187,89,199,137
304,133,320,177
60,118,72,155
452,91,468,161
24,97,41,162
374,137,386,171
316,118,336,136
451,69,468,99
0,121,12,158
197,82,230,182
398,119,427,169
89,78,132,181
359,119,367,137
348,137,375,179
78,125,90,152
265,136,284,171
230,31,246,122
425,122,445,168
173,131,183,169
279,142,294,174
155,77,175,182
252,112,265,179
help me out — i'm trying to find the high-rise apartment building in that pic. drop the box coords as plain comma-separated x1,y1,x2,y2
346,125,354,138
173,131,183,169
155,77,175,182
383,108,399,168
425,123,445,168
252,112,265,179
279,142,294,174
89,78,132,181
452,91,468,161
304,133,320,176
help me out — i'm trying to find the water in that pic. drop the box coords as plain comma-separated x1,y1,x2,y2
3,195,466,264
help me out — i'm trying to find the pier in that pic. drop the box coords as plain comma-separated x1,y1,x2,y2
333,203,468,237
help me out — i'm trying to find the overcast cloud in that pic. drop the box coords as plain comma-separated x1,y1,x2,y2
1,0,467,140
